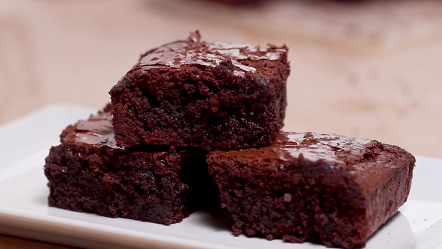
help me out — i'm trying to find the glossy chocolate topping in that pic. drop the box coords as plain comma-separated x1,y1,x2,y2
139,31,287,77
63,111,119,149
212,132,374,166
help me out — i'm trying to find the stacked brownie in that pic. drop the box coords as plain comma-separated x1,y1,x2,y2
45,31,288,224
45,31,415,248
110,31,289,150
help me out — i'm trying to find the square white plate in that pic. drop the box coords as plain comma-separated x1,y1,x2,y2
0,105,441,249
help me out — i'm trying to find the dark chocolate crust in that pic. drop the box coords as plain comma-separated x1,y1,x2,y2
207,132,415,248
110,31,289,150
45,105,214,225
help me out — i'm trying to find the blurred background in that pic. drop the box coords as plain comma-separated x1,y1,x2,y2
1,0,442,247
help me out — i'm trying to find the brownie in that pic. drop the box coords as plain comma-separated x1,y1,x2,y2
110,31,290,150
44,104,215,225
207,132,415,248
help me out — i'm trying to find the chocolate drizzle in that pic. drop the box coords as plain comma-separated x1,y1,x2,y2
139,31,286,77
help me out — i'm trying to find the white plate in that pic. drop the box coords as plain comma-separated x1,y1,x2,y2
0,105,441,249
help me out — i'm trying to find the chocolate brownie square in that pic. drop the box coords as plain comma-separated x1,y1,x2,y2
207,132,415,248
110,31,289,150
44,104,215,225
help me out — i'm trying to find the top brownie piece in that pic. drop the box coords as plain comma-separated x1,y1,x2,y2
110,31,289,150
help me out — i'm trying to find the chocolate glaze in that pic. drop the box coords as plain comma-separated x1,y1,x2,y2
211,132,374,166
139,31,287,77
63,110,119,149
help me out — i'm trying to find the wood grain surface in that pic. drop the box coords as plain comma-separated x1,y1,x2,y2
1,0,441,248
0,235,76,249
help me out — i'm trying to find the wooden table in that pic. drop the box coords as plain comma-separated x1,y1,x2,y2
1,0,441,247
